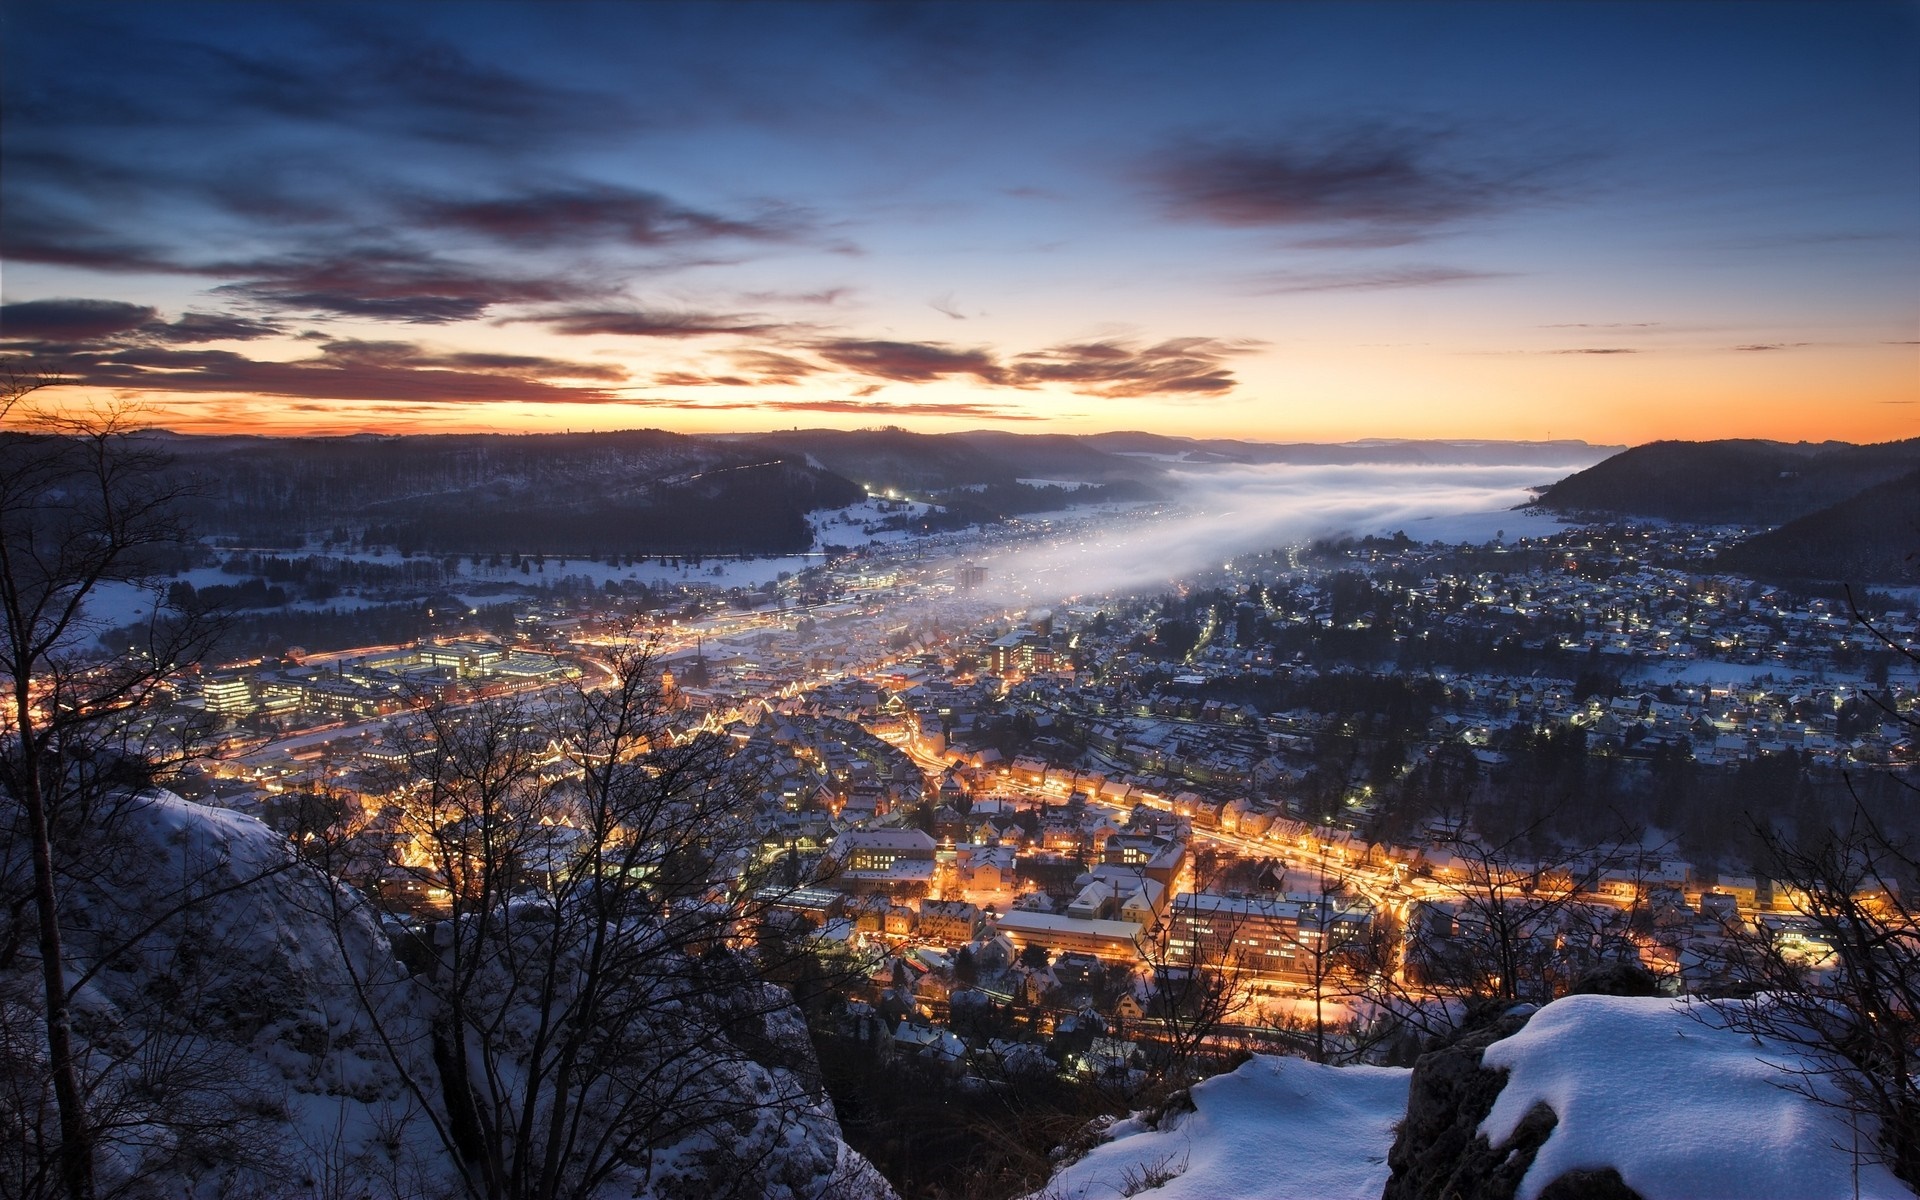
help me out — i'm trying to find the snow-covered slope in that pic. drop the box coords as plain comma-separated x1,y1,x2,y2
1031,1056,1411,1200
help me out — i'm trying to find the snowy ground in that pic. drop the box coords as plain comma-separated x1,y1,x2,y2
1625,657,1920,690
1031,1055,1410,1200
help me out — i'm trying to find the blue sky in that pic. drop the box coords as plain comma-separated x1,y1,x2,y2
2,1,1914,440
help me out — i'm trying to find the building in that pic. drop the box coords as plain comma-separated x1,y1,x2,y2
1163,892,1373,982
830,828,938,891
834,828,937,873
992,909,1147,962
987,632,1055,675
918,898,980,946
198,673,255,716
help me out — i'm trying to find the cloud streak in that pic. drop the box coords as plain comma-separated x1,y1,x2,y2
31,339,629,405
1147,123,1557,240
415,184,804,249
1245,266,1508,294
1009,337,1258,397
525,307,791,338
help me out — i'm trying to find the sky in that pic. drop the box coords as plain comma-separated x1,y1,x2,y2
1,0,1915,443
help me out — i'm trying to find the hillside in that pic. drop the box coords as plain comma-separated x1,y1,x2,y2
1531,438,1920,525
1717,468,1920,584
124,429,1619,555
0,790,894,1199
148,429,866,554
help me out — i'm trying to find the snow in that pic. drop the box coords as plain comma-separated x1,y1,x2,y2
1480,994,1911,1200
1623,657,1920,690
1032,1055,1411,1200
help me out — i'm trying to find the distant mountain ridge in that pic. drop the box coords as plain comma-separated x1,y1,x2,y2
1530,437,1920,584
141,428,865,554
1079,431,1620,468
124,428,1618,554
1532,438,1920,525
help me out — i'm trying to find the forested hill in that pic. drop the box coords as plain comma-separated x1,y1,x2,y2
128,428,1619,555
1531,437,1920,525
1716,468,1920,585
146,429,865,554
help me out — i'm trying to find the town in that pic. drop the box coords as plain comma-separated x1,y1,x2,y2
143,500,1918,1085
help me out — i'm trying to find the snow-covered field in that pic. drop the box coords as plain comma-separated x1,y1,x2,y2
1624,657,1920,692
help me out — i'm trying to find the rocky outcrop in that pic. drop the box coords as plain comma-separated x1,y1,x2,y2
1,791,894,1199
1384,967,1661,1200
1382,1010,1549,1200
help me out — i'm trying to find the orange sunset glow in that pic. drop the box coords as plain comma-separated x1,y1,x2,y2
2,3,1915,444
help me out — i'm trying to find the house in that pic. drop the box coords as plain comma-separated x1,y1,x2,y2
918,898,980,946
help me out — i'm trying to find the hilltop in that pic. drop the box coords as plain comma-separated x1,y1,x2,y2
1531,438,1920,526
1531,438,1920,583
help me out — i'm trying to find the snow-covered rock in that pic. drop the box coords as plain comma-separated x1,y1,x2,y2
1478,994,1911,1200
1031,1055,1411,1200
1,791,894,1198
1035,992,1915,1200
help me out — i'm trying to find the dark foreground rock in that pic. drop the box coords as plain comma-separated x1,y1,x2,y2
1383,979,1655,1200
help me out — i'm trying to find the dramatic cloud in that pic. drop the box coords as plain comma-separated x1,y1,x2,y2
1009,337,1257,397
1731,342,1809,352
8,16,637,149
146,312,286,343
797,335,1257,398
320,341,627,380
0,308,288,358
0,298,158,340
1540,322,1660,329
1149,124,1550,238
528,307,790,338
725,353,817,382
813,338,1008,384
1245,266,1508,294
213,251,600,323
1552,347,1639,355
0,205,183,273
45,339,628,404
417,185,801,248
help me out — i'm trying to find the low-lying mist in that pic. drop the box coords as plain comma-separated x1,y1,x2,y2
966,459,1597,609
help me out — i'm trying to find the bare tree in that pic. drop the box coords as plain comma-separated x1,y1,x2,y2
1274,853,1385,1064
309,644,858,1200
1708,813,1919,1188
1,370,221,1200
1367,820,1622,1047
1139,888,1259,1089
1704,588,1920,1188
